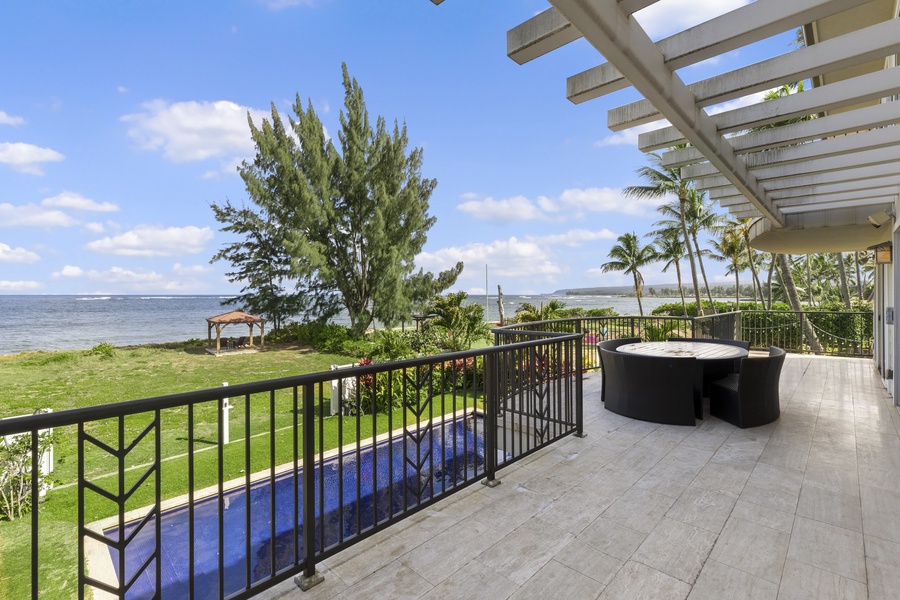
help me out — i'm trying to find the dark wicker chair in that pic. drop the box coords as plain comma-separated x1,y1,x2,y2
669,336,751,394
709,346,786,428
596,337,641,402
600,348,697,426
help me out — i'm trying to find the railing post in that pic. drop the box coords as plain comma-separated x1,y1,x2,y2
482,352,501,487
574,337,585,438
295,382,324,591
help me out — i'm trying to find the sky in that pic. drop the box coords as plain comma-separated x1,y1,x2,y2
0,0,796,296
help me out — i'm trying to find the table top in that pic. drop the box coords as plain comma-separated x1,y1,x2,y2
616,341,748,360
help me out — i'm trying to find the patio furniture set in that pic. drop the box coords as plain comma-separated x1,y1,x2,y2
597,338,785,429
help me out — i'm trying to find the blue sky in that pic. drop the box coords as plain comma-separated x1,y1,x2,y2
1,0,794,296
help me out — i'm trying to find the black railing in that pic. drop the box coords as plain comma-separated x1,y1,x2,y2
0,329,581,599
495,310,871,373
741,310,872,356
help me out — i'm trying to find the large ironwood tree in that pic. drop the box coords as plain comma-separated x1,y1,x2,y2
220,64,461,336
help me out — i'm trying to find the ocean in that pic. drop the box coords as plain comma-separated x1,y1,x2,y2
0,294,677,355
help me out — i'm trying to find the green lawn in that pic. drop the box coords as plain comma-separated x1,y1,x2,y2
0,342,482,599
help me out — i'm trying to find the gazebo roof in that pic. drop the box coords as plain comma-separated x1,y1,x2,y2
205,310,266,325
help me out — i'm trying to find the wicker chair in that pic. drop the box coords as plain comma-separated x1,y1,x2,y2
669,337,751,394
596,337,641,402
709,346,785,428
600,348,697,426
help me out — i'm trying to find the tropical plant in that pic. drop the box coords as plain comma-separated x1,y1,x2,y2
514,299,568,323
709,224,746,307
426,292,491,351
684,190,722,313
625,150,704,313
600,232,657,316
0,427,54,521
649,227,688,316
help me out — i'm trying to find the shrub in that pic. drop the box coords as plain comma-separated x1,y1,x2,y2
0,428,55,521
89,342,115,359
585,307,618,317
369,330,413,362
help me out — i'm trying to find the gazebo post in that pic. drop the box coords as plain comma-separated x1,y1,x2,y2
261,323,265,349
216,324,222,355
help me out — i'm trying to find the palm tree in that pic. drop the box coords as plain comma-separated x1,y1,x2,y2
730,217,766,308
684,189,722,313
514,299,567,323
650,228,688,316
709,224,746,308
624,152,705,313
836,252,852,309
777,254,824,354
601,232,657,316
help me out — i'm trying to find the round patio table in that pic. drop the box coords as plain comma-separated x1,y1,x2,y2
617,340,748,361
616,341,749,420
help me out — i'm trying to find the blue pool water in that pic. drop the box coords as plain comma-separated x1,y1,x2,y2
105,417,486,599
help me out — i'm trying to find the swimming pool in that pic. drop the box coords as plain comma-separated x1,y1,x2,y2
105,415,487,599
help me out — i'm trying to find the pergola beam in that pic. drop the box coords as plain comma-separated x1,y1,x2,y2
508,1,659,64
550,0,784,226
641,65,900,151
609,17,900,130
661,101,900,168
681,126,900,180
567,0,869,104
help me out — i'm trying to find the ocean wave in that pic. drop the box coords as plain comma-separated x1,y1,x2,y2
76,296,111,301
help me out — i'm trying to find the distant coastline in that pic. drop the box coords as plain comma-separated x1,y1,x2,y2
554,284,682,296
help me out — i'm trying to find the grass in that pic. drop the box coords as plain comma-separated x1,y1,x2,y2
0,341,482,599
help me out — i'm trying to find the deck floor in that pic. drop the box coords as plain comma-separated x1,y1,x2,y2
263,354,900,599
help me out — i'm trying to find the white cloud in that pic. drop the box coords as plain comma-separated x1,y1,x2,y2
0,243,40,263
42,191,119,212
121,99,267,163
458,187,659,223
706,90,769,115
83,222,106,233
558,187,659,217
0,111,25,126
634,0,751,40
117,85,128,93
54,264,210,292
172,263,211,276
54,265,85,278
457,195,546,222
418,237,563,284
86,225,214,257
0,142,65,175
527,228,617,248
595,119,669,148
536,195,559,213
0,280,41,291
0,203,79,227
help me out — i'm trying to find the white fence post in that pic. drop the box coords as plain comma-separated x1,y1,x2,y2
221,382,231,444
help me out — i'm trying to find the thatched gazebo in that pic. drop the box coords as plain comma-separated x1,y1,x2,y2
206,311,266,355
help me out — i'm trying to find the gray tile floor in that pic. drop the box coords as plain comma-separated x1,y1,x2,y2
264,354,900,599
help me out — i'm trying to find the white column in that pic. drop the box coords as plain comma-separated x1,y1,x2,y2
221,382,231,444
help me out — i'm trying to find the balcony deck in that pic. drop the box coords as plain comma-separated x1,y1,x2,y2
264,354,900,599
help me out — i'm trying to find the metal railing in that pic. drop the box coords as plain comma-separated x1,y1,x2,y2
741,310,872,356
494,309,871,371
0,329,581,599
